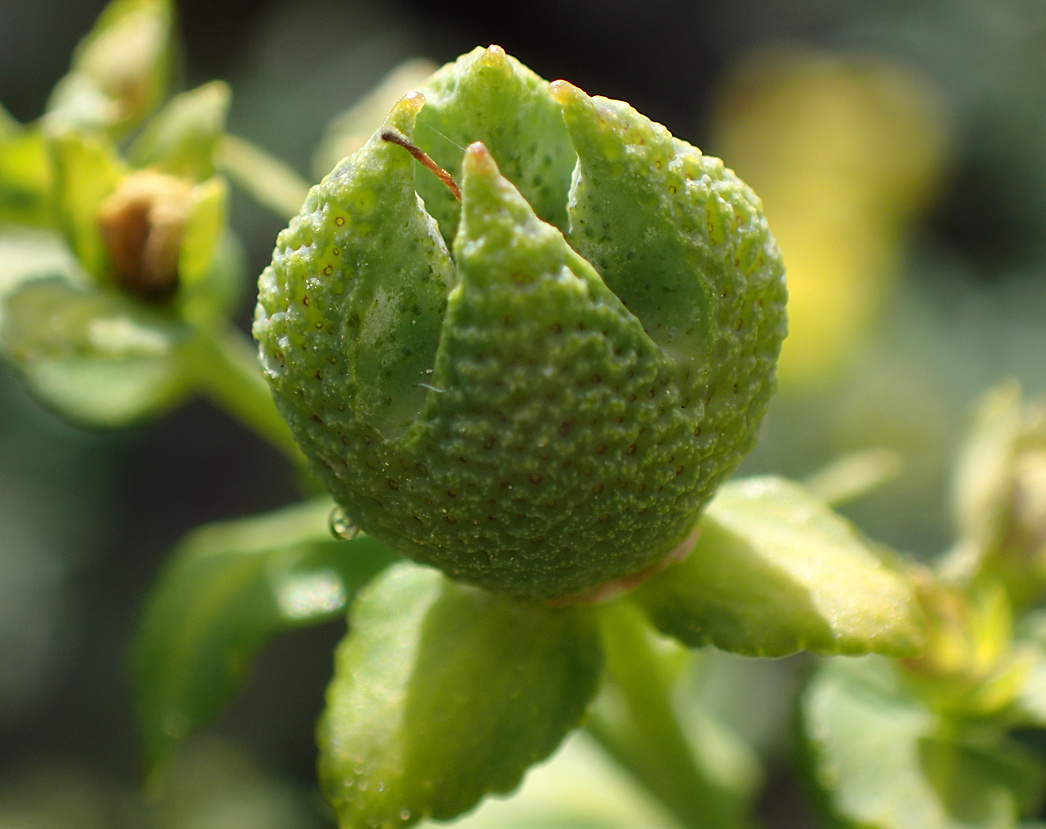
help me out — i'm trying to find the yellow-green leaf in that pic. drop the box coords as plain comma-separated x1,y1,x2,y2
45,0,176,135
1,277,188,426
129,81,231,180
49,130,126,281
132,497,399,774
631,476,924,657
804,656,1046,828
317,561,604,828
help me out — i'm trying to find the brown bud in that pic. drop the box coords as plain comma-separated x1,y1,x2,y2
97,170,192,301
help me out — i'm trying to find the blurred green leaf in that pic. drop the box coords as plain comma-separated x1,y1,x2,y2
147,736,330,828
709,46,950,388
1015,654,1046,728
804,656,1046,828
952,382,1025,556
0,101,18,134
1012,611,1046,727
13,356,187,428
129,81,231,180
631,476,924,657
802,447,904,507
177,177,227,289
175,217,247,329
0,228,83,300
434,732,683,829
1,277,191,426
44,0,176,135
0,761,143,829
589,603,758,829
215,134,310,220
311,58,437,179
132,497,399,774
49,130,125,282
317,561,604,829
945,382,1046,610
0,126,53,226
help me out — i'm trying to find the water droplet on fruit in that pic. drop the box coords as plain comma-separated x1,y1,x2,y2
329,507,361,540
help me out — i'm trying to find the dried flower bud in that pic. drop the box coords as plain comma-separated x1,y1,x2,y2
97,169,191,301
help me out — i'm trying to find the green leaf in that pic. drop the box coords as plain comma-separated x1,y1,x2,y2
14,356,188,427
144,736,331,828
433,732,684,829
176,220,247,329
49,130,126,281
0,228,83,300
215,133,310,220
803,656,1046,828
1011,612,1046,726
0,101,18,134
0,126,53,226
630,476,924,657
944,382,1046,610
44,0,176,135
952,382,1024,555
132,497,399,773
802,447,904,507
1015,653,1046,727
129,81,231,180
1,277,189,426
177,177,227,289
317,561,604,828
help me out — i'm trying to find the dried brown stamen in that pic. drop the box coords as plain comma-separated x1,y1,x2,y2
380,128,461,202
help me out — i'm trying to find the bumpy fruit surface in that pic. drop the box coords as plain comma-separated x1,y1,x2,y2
254,46,786,602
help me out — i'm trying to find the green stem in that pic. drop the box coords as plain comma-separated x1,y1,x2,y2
802,448,904,507
587,601,756,829
186,324,303,461
216,134,311,220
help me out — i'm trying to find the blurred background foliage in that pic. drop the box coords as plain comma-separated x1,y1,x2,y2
3,0,1046,826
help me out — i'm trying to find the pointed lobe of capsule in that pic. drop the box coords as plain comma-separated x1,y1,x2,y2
387,143,701,600
254,90,455,477
412,46,577,243
551,78,787,492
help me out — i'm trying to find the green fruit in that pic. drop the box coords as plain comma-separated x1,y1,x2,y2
253,46,786,602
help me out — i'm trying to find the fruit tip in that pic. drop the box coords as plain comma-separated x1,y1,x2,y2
481,44,508,66
396,89,425,114
463,141,495,174
548,79,583,105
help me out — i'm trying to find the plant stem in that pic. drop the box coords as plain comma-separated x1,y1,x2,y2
187,324,303,461
802,447,904,507
216,134,311,220
587,601,755,829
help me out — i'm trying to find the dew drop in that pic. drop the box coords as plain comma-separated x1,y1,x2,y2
400,809,412,822
329,506,361,540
